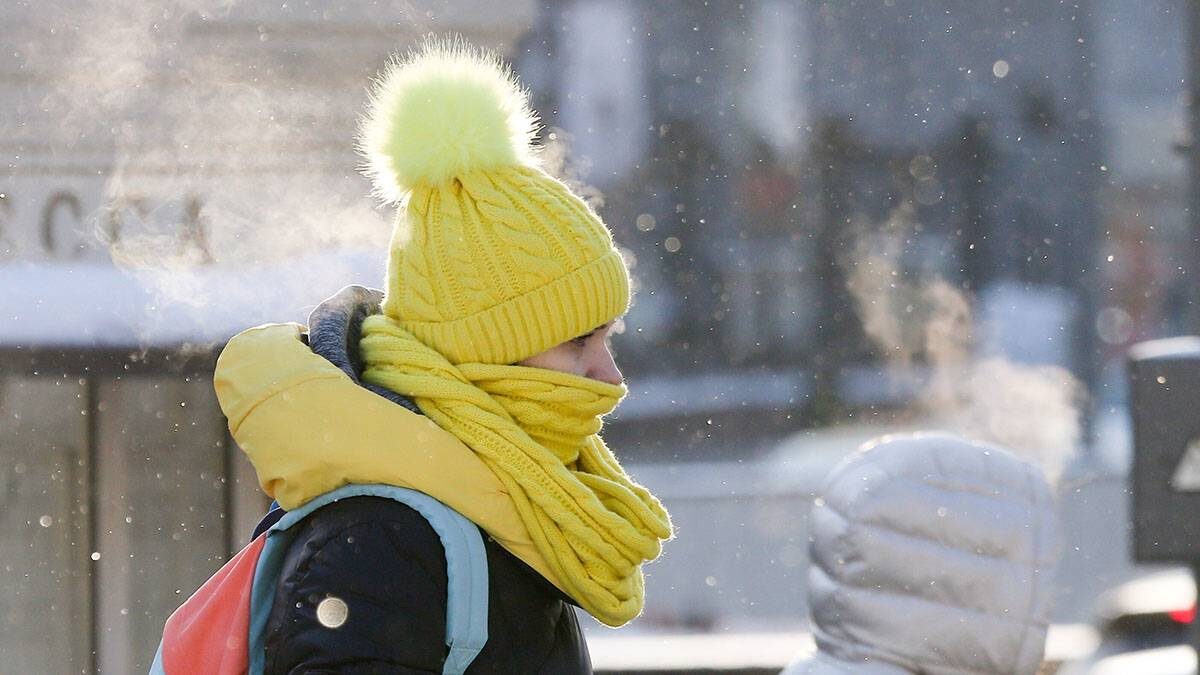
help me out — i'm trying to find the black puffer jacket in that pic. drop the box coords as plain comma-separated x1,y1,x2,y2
260,285,591,674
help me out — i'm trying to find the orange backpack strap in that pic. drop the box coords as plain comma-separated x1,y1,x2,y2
151,534,267,674
151,484,488,675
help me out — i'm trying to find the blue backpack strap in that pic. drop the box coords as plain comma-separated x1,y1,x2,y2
148,641,165,674
246,484,489,675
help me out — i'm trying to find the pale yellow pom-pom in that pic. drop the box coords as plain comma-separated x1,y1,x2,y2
358,37,540,203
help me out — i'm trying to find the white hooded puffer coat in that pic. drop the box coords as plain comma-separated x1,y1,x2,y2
784,433,1060,675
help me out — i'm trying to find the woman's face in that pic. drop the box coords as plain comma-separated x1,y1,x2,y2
517,322,622,385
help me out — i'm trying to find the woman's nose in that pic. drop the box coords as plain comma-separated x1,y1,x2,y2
588,345,623,385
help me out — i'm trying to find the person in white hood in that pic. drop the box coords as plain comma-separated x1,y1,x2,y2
784,433,1060,675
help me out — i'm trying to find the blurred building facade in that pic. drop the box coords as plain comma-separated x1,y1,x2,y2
4,1,1189,441
1,3,538,672
523,0,1109,379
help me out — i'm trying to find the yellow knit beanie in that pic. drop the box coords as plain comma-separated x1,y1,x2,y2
359,38,630,365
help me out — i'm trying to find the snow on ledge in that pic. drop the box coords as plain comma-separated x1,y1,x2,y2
0,254,385,348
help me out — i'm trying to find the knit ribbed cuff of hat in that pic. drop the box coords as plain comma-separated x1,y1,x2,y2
400,250,630,365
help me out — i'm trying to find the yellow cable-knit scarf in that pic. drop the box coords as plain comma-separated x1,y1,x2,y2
359,314,673,627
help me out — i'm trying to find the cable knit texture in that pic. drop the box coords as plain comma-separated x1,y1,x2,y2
359,314,672,627
360,40,631,365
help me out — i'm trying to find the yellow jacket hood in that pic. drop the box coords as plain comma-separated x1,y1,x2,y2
213,322,564,594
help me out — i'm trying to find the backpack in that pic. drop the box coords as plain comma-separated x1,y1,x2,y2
149,484,490,675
